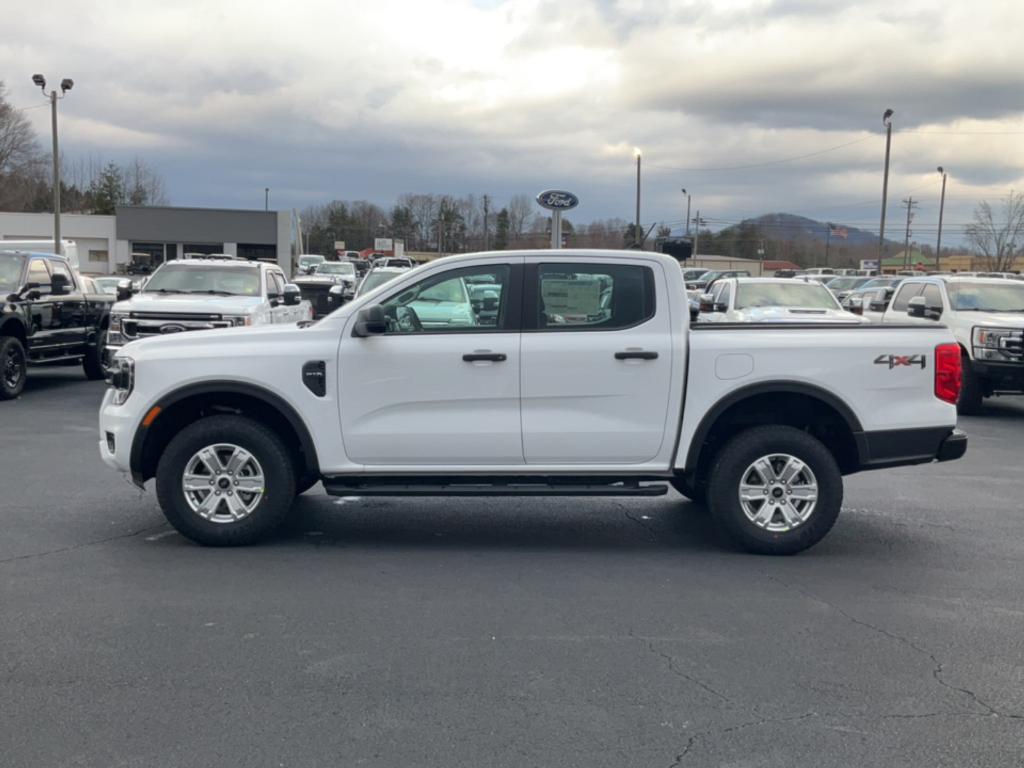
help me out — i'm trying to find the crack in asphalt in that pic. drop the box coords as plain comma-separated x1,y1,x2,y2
668,712,818,767
621,507,662,540
764,574,1023,721
643,638,733,705
0,523,166,566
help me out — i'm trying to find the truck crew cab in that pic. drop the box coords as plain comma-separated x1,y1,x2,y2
1,250,112,399
99,250,967,555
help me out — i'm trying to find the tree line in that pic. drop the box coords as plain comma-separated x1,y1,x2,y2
0,80,168,214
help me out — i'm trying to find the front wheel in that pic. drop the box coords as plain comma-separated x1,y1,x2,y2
706,425,843,555
82,329,108,380
0,336,27,400
155,415,297,545
957,354,984,415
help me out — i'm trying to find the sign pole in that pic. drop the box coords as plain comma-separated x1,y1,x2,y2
551,210,562,249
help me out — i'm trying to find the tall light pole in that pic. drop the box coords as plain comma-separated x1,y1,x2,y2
634,148,642,248
682,188,691,235
878,108,894,261
264,187,269,211
935,166,947,270
32,74,73,256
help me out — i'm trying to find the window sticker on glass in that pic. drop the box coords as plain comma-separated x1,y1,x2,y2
541,279,604,319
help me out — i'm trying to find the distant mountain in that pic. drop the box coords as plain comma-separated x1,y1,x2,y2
720,213,900,249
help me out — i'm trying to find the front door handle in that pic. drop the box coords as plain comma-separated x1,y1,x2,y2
463,352,506,362
615,350,658,360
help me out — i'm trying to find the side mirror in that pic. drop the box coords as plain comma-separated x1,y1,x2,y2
328,284,345,305
116,279,133,302
849,300,864,315
907,296,927,318
689,304,700,322
353,305,388,337
282,284,301,306
698,293,715,312
50,273,70,296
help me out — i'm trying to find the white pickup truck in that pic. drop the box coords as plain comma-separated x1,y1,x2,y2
105,256,311,356
880,275,1024,413
98,250,967,555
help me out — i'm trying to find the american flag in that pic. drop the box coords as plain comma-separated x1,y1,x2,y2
829,224,849,239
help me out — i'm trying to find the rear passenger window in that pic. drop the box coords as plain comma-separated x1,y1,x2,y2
891,283,924,312
922,284,943,308
536,263,655,330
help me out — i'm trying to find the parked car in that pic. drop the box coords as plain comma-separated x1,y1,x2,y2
99,249,966,555
823,276,875,303
0,250,113,398
881,276,1024,413
685,269,751,291
105,256,311,359
354,266,410,299
377,257,413,269
840,277,904,319
91,276,123,295
296,254,325,275
292,261,359,318
697,277,867,323
681,268,709,283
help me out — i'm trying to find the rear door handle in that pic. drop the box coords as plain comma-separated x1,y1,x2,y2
615,350,658,360
463,352,507,362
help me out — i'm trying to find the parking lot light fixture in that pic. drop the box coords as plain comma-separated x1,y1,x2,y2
32,73,74,256
878,108,895,260
936,167,947,270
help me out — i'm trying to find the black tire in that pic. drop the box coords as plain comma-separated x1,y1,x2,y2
0,336,27,400
82,329,107,381
155,415,297,546
670,477,706,505
707,425,843,555
957,354,984,415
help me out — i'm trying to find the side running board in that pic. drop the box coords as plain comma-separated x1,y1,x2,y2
322,476,669,497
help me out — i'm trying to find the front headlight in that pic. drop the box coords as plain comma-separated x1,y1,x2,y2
106,356,135,405
223,315,252,327
973,327,1023,362
108,312,127,344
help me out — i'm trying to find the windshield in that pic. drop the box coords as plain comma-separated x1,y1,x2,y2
299,256,324,266
861,277,901,289
827,277,869,290
948,282,1024,312
358,270,402,295
143,265,261,296
0,253,27,292
736,282,841,310
93,277,121,295
315,262,355,276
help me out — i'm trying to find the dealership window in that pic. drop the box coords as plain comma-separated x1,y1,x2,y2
88,249,108,263
238,243,277,262
182,243,224,256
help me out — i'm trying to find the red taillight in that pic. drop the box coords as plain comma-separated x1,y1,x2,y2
935,343,962,405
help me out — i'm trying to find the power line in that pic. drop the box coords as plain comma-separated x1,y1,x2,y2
644,136,873,173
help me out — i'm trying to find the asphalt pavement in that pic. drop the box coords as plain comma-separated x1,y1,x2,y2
2,369,1023,767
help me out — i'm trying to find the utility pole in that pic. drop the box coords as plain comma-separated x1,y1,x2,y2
634,148,642,248
265,187,269,211
878,108,895,260
935,167,947,270
482,194,490,251
32,74,74,256
692,210,703,258
682,188,691,235
824,223,832,268
902,197,918,269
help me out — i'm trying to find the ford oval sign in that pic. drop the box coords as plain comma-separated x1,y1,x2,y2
536,190,579,211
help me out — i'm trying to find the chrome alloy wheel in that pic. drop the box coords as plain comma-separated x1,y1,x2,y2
738,453,818,532
181,443,265,524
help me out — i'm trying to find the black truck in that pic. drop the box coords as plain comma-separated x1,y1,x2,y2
0,250,114,399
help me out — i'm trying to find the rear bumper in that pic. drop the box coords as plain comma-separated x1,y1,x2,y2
855,426,967,471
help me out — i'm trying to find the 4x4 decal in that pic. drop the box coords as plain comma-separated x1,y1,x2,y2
875,353,926,369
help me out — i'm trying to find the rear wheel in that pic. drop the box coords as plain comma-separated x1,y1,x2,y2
0,336,27,400
707,425,842,555
957,354,984,415
82,329,107,380
155,415,296,546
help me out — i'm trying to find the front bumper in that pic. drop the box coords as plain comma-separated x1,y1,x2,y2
98,387,138,481
971,360,1024,393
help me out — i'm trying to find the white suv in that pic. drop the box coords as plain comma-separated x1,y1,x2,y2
106,257,311,356
881,276,1024,413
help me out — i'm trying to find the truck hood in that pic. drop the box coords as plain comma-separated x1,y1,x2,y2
737,307,868,323
113,293,263,315
119,319,314,358
959,312,1024,328
294,275,354,286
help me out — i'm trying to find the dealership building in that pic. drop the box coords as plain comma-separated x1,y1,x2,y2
0,206,295,275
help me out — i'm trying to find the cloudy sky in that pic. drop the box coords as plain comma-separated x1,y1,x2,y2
4,0,1023,242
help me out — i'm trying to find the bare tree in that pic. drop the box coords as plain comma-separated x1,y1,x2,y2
0,81,38,174
507,194,533,243
124,156,169,206
966,192,1024,272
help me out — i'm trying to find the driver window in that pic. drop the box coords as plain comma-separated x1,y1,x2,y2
716,283,732,308
380,265,510,333
28,259,51,294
